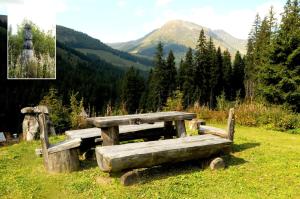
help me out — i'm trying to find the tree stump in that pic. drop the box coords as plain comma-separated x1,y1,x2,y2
46,149,80,173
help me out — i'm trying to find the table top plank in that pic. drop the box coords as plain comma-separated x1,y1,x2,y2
87,111,196,128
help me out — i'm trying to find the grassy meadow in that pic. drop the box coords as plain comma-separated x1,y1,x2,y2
0,124,299,199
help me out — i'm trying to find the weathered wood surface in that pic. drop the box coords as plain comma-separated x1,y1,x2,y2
65,123,165,139
47,148,80,173
96,134,232,172
48,138,81,154
199,126,228,138
101,126,119,146
38,112,81,173
226,108,235,141
175,120,186,137
87,111,196,128
199,108,235,141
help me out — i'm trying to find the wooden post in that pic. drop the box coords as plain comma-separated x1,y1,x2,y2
37,112,80,173
164,121,173,139
226,108,235,141
101,126,119,146
38,112,49,167
175,120,186,138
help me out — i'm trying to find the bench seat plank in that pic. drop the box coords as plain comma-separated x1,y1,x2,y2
48,138,81,154
96,135,232,172
199,125,228,138
65,122,165,140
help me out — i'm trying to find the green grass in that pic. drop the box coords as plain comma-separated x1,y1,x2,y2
0,125,300,199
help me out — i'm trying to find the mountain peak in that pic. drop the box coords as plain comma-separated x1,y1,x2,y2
161,20,205,31
109,20,247,59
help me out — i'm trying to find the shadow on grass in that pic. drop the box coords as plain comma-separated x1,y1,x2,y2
109,160,203,184
233,142,260,152
109,153,248,185
224,154,248,167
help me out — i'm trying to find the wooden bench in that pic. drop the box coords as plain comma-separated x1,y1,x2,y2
199,108,235,141
37,111,81,173
95,134,232,173
65,122,176,152
65,122,172,140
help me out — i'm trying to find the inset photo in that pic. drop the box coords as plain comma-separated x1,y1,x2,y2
0,15,7,73
7,1,56,79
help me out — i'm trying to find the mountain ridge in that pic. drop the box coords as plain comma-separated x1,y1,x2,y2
56,25,153,71
108,20,247,59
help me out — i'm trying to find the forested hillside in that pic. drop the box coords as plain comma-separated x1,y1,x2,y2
56,26,153,71
0,38,125,132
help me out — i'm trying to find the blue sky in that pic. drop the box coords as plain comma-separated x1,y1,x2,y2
0,0,286,43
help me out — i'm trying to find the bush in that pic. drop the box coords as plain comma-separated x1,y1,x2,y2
163,90,184,111
189,100,300,132
40,88,70,133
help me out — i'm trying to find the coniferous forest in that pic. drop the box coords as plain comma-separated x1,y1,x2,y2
0,0,299,134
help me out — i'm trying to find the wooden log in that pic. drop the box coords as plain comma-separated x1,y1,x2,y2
226,108,235,141
164,121,174,139
38,113,50,167
95,135,232,172
209,157,225,170
38,112,80,173
120,170,141,186
101,126,119,146
199,126,228,138
46,148,80,173
175,120,186,137
87,112,196,128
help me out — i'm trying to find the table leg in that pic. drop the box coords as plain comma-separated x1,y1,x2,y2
175,120,186,138
101,126,119,146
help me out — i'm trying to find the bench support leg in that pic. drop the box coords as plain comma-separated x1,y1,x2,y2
175,120,186,138
164,121,173,139
101,126,119,146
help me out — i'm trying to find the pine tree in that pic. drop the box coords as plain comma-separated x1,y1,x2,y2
215,47,224,99
166,50,177,95
222,49,233,100
207,37,217,108
244,14,261,101
182,48,194,107
194,29,208,104
232,51,245,98
121,67,145,113
177,58,185,90
260,0,300,111
147,43,178,111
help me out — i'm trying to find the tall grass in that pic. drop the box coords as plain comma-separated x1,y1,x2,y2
189,101,300,133
8,52,55,79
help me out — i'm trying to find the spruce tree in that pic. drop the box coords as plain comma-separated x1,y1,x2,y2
166,50,177,96
260,0,300,111
194,29,208,104
121,67,145,114
215,47,224,99
182,48,194,107
232,51,245,98
207,37,217,108
222,49,233,100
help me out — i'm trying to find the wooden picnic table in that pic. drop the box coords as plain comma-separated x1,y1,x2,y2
86,111,196,146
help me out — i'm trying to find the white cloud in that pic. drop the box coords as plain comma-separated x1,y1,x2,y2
7,0,57,35
117,0,126,8
156,0,173,7
135,8,145,17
